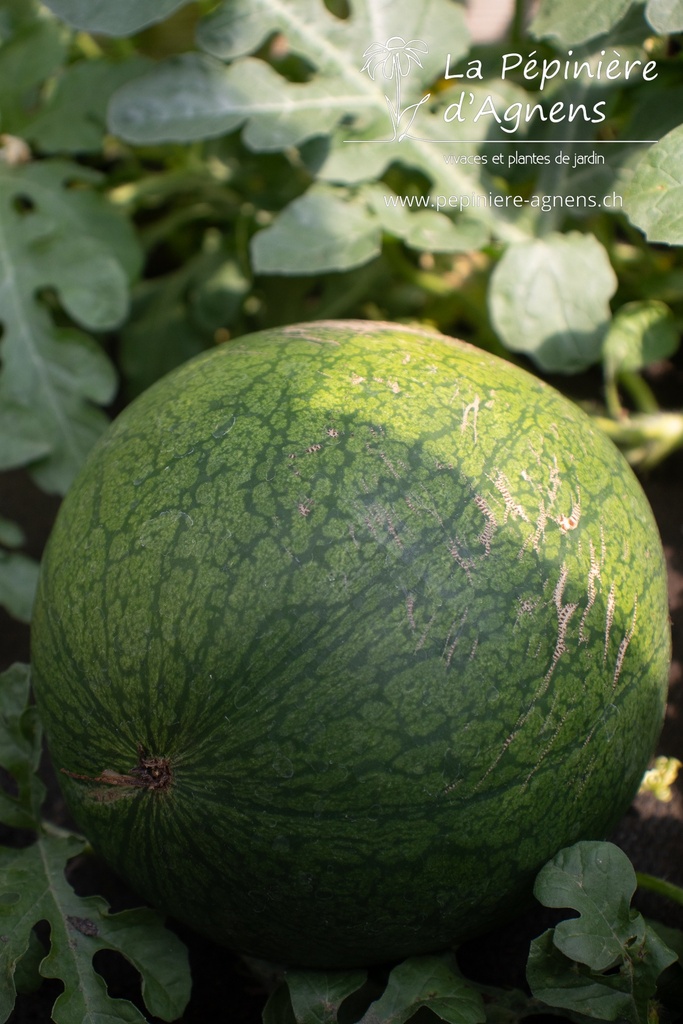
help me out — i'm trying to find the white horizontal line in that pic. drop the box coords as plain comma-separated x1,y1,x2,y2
452,139,657,144
347,139,657,144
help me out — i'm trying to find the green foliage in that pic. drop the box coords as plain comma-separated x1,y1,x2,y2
0,663,44,829
264,925,681,1024
646,0,683,34
0,664,192,1023
489,233,617,372
603,301,678,377
530,0,633,45
263,968,368,1024
355,956,485,1024
0,158,136,493
527,842,678,1021
40,0,192,36
1,837,192,1024
25,56,152,154
1,0,683,1009
0,0,681,519
0,517,38,622
251,186,384,274
624,126,683,244
266,956,486,1024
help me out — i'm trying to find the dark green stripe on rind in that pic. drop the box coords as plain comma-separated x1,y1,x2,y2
31,320,670,967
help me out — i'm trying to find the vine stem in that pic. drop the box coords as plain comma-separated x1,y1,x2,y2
617,371,660,414
511,0,527,47
636,871,683,907
592,410,683,469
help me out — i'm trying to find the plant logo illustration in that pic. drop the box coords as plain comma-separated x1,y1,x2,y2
361,36,431,141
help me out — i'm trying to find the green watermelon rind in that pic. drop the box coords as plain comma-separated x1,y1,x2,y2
31,320,670,968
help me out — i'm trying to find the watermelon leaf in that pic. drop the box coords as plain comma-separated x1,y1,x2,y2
527,841,678,1022
602,300,679,381
250,177,491,276
645,0,683,33
109,2,461,146
263,983,299,1024
624,126,683,245
0,552,38,624
267,968,368,1024
489,232,617,373
0,835,192,1024
0,521,39,624
530,0,633,45
364,185,488,254
0,664,192,1023
645,921,683,1010
0,160,140,493
0,664,44,830
40,0,192,37
0,7,68,137
108,0,469,146
358,955,485,1024
25,56,153,155
251,187,382,275
105,0,524,242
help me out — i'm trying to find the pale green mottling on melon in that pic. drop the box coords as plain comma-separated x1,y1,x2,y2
31,320,670,968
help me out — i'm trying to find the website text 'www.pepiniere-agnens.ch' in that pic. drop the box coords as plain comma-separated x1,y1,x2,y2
384,191,623,213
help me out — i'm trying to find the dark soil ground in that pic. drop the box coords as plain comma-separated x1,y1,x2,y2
1,440,682,1023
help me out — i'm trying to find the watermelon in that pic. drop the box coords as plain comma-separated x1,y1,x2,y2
31,320,670,969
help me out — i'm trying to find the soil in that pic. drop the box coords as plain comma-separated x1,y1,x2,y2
1,441,682,1023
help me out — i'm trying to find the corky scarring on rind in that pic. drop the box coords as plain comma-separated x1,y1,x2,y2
31,320,670,968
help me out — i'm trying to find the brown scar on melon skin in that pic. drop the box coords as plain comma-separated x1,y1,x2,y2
557,489,582,533
613,596,638,691
473,562,579,794
61,744,173,797
461,393,480,444
490,469,529,524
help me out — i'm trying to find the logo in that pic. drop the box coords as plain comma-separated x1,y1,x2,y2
361,36,430,142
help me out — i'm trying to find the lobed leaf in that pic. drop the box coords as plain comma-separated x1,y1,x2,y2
0,160,141,493
251,187,382,275
250,180,490,276
0,834,192,1024
108,0,474,148
107,0,539,259
489,232,617,373
272,968,367,1024
624,125,683,245
196,0,462,88
528,842,678,1022
359,955,485,1024
41,0,192,37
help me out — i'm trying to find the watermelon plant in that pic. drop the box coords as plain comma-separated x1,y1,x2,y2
31,320,671,970
1,0,682,1018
